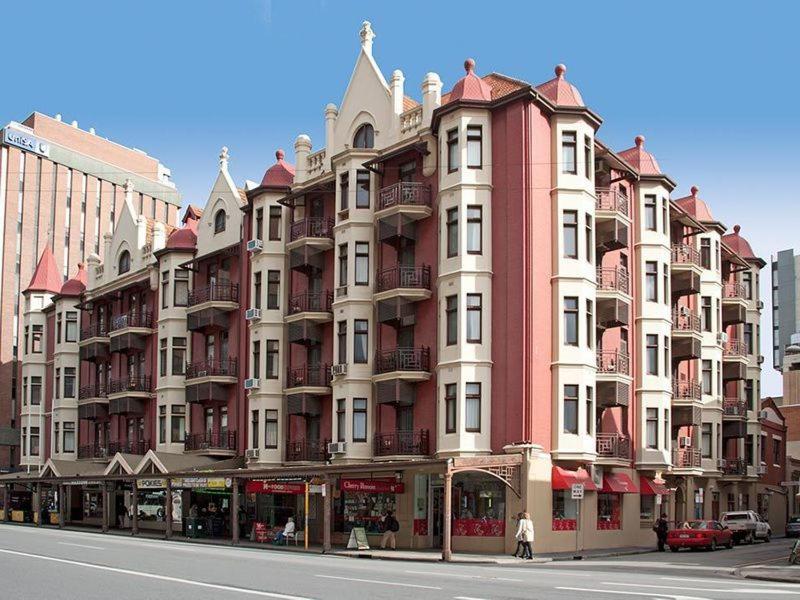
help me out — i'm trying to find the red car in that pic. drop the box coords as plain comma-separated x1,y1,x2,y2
666,520,734,552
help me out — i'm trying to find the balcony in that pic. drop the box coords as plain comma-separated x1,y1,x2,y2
186,358,239,381
373,347,431,383
184,430,237,456
109,310,153,353
285,439,329,462
595,433,631,461
285,364,331,393
288,217,335,250
287,290,333,323
108,439,148,455
671,243,702,270
672,379,702,402
108,376,151,396
672,309,701,335
79,383,108,401
723,282,748,303
596,267,629,296
78,323,110,362
721,458,746,477
723,339,748,361
185,359,238,404
107,376,151,415
375,265,432,301
723,398,748,418
596,350,630,376
77,443,112,460
596,219,628,253
186,282,239,331
376,182,432,217
374,429,430,458
595,188,630,220
672,448,702,470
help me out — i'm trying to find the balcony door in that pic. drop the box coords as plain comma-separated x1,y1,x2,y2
220,331,229,363
205,408,214,434
220,407,228,436
398,325,414,349
306,415,320,443
309,196,324,219
307,345,321,369
205,334,216,362
399,240,415,268
396,405,413,432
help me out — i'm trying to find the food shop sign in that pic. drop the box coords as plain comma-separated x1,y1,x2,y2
340,478,404,494
246,481,307,495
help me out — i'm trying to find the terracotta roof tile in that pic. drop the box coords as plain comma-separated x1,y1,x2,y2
403,96,419,111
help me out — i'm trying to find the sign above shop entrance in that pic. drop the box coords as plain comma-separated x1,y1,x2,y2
340,478,405,494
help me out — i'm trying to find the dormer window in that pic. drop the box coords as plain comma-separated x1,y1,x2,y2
118,250,131,274
353,124,374,149
214,209,227,234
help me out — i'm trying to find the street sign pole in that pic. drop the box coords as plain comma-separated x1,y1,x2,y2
571,483,585,558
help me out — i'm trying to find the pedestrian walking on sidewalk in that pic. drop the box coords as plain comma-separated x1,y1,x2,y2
512,512,525,557
653,512,669,552
515,512,534,559
380,510,399,550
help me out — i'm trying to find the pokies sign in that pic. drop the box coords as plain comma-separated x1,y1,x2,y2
339,478,405,494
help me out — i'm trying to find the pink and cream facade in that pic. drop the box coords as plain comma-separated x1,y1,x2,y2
7,22,767,554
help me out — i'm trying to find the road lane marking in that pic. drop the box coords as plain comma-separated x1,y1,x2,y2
0,548,314,599
556,587,709,600
315,574,441,590
57,542,105,550
405,570,522,582
454,597,491,600
659,576,799,588
604,581,797,595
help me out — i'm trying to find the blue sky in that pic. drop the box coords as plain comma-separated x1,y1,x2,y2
5,1,797,394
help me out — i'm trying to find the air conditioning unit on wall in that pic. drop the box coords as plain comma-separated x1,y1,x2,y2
244,378,260,390
330,364,347,377
247,239,263,253
245,448,260,460
327,441,347,455
245,308,261,321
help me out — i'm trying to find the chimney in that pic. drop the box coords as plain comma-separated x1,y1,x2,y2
391,70,405,116
294,134,312,183
359,21,375,56
152,222,166,253
324,104,338,168
422,72,442,125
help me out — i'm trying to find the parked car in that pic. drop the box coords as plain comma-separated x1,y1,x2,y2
786,516,800,538
720,510,771,544
666,520,733,552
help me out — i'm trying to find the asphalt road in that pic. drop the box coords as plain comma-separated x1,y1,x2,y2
0,524,797,599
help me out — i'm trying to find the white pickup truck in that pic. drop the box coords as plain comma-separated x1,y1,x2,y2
720,510,771,544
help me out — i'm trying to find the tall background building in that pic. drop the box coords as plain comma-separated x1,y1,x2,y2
0,112,181,470
771,248,800,370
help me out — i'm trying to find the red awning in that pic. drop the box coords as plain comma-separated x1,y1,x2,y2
601,472,638,494
639,477,671,496
551,467,597,491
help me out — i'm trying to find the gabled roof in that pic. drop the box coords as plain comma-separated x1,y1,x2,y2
183,205,204,223
535,64,584,107
618,135,662,176
24,246,61,295
41,458,106,478
133,450,220,475
103,453,140,476
260,149,296,188
60,262,87,297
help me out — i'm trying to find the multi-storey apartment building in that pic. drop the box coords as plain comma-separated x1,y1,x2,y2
0,112,180,469
771,248,800,370
2,22,768,556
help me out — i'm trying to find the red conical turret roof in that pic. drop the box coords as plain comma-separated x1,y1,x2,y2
260,149,295,188
618,135,662,176
536,64,584,107
448,59,492,102
60,262,87,297
24,246,62,294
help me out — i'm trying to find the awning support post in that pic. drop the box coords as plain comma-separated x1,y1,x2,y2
131,479,139,535
231,477,240,545
323,476,331,553
165,478,173,539
442,466,453,562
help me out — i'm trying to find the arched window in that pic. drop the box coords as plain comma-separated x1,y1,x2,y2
353,123,374,149
118,250,130,274
214,209,227,234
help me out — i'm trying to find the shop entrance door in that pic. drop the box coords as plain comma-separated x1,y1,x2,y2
431,485,444,548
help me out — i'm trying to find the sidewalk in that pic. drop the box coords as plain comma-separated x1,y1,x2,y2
739,565,800,584
333,545,655,564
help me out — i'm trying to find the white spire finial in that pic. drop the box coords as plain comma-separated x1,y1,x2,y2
219,146,229,171
360,21,375,55
123,178,134,194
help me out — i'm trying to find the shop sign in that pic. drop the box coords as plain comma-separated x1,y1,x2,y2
3,127,50,157
340,478,404,494
62,480,102,486
246,481,307,495
138,478,167,489
347,526,370,550
171,491,182,521
174,477,231,489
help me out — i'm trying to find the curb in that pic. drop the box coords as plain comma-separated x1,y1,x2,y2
331,552,552,565
742,573,800,584
549,548,656,561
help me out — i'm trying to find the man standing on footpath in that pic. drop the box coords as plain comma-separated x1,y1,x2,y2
654,512,669,552
380,510,399,550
